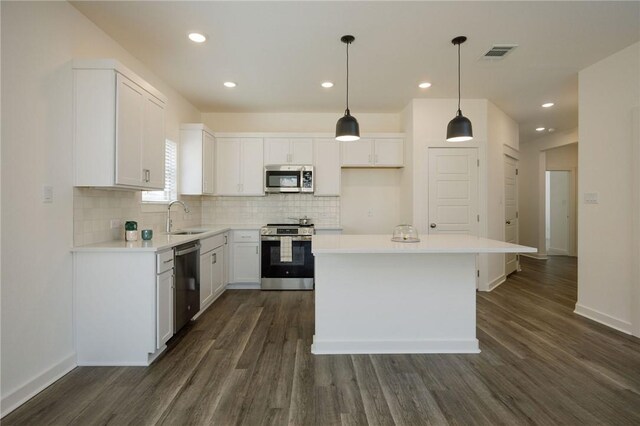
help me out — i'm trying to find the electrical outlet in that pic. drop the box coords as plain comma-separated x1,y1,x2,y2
110,219,122,229
368,209,374,217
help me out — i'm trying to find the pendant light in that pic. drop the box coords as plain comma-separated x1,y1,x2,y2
446,36,473,142
336,35,360,142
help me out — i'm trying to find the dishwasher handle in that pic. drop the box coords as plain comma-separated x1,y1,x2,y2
175,243,200,256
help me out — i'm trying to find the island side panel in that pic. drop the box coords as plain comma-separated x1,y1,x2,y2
312,253,479,354
74,251,157,365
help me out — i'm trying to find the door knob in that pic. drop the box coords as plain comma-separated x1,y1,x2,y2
430,223,437,228
506,220,511,225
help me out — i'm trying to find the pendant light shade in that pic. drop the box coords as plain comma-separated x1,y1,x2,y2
336,110,360,142
446,36,473,142
336,35,360,142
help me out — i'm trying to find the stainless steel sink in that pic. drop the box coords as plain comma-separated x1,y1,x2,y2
170,230,207,235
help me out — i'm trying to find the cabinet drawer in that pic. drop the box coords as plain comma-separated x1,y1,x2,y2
233,230,259,243
157,249,174,274
200,233,226,254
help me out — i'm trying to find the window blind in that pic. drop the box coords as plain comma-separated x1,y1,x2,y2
142,139,178,203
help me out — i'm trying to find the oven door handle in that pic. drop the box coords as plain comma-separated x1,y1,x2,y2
261,236,312,242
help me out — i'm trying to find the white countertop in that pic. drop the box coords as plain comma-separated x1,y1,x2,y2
312,234,537,254
72,223,343,252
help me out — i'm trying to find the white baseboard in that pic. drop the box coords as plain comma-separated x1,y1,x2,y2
574,303,632,334
482,275,506,292
226,282,260,290
311,337,480,354
1,353,76,418
520,253,548,260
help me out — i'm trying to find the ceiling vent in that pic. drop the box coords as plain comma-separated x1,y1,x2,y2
481,44,518,60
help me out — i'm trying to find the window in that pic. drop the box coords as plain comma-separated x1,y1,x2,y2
142,139,177,203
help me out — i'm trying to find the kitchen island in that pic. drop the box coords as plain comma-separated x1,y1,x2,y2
311,234,536,354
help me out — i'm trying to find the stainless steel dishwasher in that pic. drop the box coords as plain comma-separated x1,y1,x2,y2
174,241,200,333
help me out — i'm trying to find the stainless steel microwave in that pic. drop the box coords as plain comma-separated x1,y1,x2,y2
265,165,314,193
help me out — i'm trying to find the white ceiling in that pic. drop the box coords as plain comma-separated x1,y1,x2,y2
71,1,640,141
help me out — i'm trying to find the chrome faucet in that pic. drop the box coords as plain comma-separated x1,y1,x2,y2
166,200,190,233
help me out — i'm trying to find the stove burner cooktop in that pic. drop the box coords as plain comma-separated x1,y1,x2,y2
266,223,314,227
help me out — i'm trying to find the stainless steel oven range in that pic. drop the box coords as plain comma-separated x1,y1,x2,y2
260,224,314,290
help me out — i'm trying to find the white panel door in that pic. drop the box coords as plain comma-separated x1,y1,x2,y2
202,131,215,195
374,139,404,166
241,138,264,195
199,252,213,308
115,74,144,187
156,269,174,349
232,243,260,283
341,139,373,166
142,95,165,190
313,138,341,196
212,246,225,297
264,138,290,165
215,138,242,195
428,148,479,235
548,171,570,255
504,155,519,275
290,139,313,164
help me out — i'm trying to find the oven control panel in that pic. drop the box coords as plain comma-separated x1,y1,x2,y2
260,226,315,236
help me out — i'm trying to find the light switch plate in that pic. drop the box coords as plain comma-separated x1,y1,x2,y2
584,192,599,204
42,185,53,203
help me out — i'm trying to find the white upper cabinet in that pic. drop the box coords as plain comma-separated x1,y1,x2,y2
73,59,167,190
264,138,313,165
180,124,215,195
313,138,341,196
341,138,404,168
215,138,264,196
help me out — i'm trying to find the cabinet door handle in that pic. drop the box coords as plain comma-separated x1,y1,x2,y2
224,235,228,245
213,253,217,264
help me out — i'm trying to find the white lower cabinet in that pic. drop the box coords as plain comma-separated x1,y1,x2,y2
74,250,174,366
199,233,228,313
230,230,260,284
156,268,174,349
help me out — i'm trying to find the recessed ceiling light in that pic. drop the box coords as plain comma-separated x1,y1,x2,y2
542,102,554,108
223,82,237,88
188,32,207,43
536,127,545,132
548,128,555,132
321,81,334,88
418,82,432,89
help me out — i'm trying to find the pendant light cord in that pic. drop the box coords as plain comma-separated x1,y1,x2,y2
457,42,461,112
346,41,350,113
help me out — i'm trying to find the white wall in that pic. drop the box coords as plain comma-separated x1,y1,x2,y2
202,111,404,234
408,98,488,235
0,1,201,416
577,42,640,335
486,101,519,290
518,129,578,256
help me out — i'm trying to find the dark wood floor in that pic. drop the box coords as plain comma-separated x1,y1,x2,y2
5,257,640,425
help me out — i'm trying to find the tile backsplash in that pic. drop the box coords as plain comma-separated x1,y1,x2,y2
201,194,340,227
74,189,340,246
73,188,201,246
